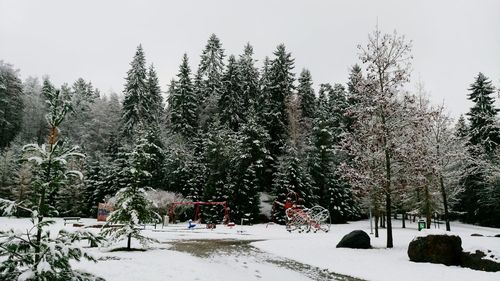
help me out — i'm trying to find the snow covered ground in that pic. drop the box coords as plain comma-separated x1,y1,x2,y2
1,217,499,281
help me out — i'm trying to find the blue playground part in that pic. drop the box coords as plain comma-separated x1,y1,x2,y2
188,219,196,229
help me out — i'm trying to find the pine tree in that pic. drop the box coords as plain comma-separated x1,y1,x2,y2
466,73,499,153
271,145,312,224
202,123,236,223
238,43,260,115
232,112,270,222
257,57,272,124
266,44,295,157
84,159,105,217
459,73,500,225
297,69,316,121
219,55,243,131
197,34,225,130
345,65,364,131
310,84,358,223
164,134,206,202
134,129,165,190
146,64,164,128
455,115,468,139
0,86,104,281
169,54,198,137
102,133,160,250
0,61,24,148
122,45,150,135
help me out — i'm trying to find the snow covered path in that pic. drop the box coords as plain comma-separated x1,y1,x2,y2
1,217,499,281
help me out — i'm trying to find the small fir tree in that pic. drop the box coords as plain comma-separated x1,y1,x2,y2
102,132,160,250
0,87,104,281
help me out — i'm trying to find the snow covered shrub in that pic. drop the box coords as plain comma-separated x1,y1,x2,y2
0,210,105,281
146,190,189,214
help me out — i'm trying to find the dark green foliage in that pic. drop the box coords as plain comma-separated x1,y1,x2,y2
202,123,236,223
466,73,499,153
231,113,270,222
459,73,500,226
272,145,313,224
122,45,151,134
219,55,244,131
131,129,165,190
297,69,316,121
310,83,359,223
455,115,468,139
169,54,198,137
266,44,295,157
238,43,260,116
146,64,164,128
102,133,160,250
197,34,225,130
0,61,24,148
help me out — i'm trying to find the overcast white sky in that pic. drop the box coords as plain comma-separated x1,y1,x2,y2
1,0,499,117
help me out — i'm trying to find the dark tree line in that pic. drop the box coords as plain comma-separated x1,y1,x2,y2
1,32,499,230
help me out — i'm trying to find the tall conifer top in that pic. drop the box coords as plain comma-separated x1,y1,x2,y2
466,72,499,152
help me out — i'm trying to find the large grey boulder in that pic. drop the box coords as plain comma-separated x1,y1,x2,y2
336,230,371,249
407,235,462,266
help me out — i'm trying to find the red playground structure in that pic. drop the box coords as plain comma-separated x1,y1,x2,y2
168,201,230,224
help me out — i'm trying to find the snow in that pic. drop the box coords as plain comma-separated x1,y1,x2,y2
1,217,499,281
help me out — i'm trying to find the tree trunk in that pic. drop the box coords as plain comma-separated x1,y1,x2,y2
374,215,379,238
127,233,132,250
424,185,432,229
383,147,393,247
402,211,406,228
439,175,451,231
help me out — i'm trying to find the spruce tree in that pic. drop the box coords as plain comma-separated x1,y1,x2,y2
459,73,500,225
232,112,270,222
122,45,149,135
311,83,358,223
297,69,316,121
197,34,225,130
466,73,499,153
238,43,260,115
102,132,160,250
266,44,295,157
271,145,313,224
202,123,236,223
346,64,364,130
219,55,243,131
455,114,469,139
169,54,198,138
146,64,164,128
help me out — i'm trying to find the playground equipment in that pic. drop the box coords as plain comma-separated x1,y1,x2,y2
272,191,331,233
168,201,230,224
286,205,331,233
286,206,331,233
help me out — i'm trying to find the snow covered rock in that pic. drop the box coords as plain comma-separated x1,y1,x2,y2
408,235,462,266
461,250,500,272
336,230,371,249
